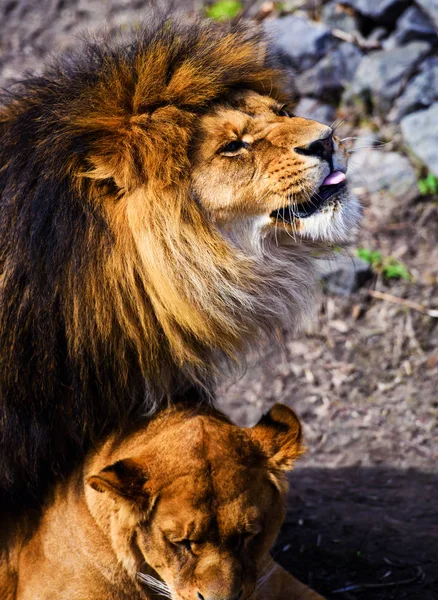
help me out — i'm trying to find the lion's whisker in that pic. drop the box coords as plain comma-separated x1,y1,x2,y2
287,201,297,243
302,188,321,212
257,188,271,204
346,161,369,186
330,117,347,132
347,145,388,153
340,136,369,143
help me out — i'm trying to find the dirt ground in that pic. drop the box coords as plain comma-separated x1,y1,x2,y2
219,195,438,598
1,2,437,598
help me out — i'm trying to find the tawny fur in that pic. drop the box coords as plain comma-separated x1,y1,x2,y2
1,404,324,600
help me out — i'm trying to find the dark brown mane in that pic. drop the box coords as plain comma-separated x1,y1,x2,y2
0,17,301,509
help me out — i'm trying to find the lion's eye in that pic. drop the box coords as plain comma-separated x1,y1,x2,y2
219,140,249,155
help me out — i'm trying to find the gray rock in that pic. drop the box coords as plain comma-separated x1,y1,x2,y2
368,27,390,43
343,0,410,24
348,150,418,220
393,5,437,44
401,103,438,176
343,41,431,114
319,256,373,296
265,15,336,70
293,98,337,124
297,42,363,101
389,57,438,121
321,1,358,34
416,0,438,31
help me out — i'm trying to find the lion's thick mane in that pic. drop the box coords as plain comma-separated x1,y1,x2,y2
0,18,315,507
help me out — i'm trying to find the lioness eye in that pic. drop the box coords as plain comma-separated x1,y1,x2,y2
174,539,193,551
276,105,295,118
219,140,249,155
236,531,257,549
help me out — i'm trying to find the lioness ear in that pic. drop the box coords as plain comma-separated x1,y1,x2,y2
248,404,302,471
87,459,148,506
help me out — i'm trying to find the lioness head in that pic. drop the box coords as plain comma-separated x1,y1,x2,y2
86,404,302,600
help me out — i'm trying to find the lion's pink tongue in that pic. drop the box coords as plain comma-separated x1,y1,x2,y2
322,171,346,186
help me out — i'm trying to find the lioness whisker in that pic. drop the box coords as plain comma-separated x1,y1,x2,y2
257,557,276,578
137,572,172,597
138,578,168,591
256,563,278,589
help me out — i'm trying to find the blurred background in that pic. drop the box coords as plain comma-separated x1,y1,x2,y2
1,1,436,597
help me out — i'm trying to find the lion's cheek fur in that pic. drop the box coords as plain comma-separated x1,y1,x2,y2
105,184,257,367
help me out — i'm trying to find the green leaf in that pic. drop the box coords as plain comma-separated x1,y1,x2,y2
418,172,438,195
357,248,411,281
357,248,382,267
205,0,242,20
357,247,372,263
382,262,411,281
418,179,428,195
426,173,438,194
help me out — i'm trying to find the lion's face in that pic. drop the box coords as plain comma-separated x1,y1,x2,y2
86,405,302,600
191,90,359,244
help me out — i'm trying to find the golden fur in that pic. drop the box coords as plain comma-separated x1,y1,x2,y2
1,404,324,600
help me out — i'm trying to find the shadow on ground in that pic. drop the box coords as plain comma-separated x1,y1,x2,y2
277,467,437,600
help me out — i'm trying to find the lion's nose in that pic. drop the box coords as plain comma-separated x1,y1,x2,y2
197,589,243,600
295,131,334,165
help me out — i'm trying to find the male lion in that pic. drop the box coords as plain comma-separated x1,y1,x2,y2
2,404,324,600
0,17,360,508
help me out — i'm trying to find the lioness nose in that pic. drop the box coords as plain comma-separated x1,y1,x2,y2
295,131,334,165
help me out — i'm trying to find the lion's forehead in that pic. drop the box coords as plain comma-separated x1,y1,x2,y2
194,90,329,161
196,92,279,146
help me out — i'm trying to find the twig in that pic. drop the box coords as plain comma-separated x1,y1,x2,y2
368,289,438,318
331,566,424,594
331,28,382,50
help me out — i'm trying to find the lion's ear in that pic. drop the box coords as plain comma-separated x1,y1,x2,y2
248,404,303,471
87,459,149,506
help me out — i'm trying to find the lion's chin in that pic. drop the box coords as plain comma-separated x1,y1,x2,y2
269,187,361,244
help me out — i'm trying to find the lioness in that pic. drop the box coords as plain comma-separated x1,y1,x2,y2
3,404,323,600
